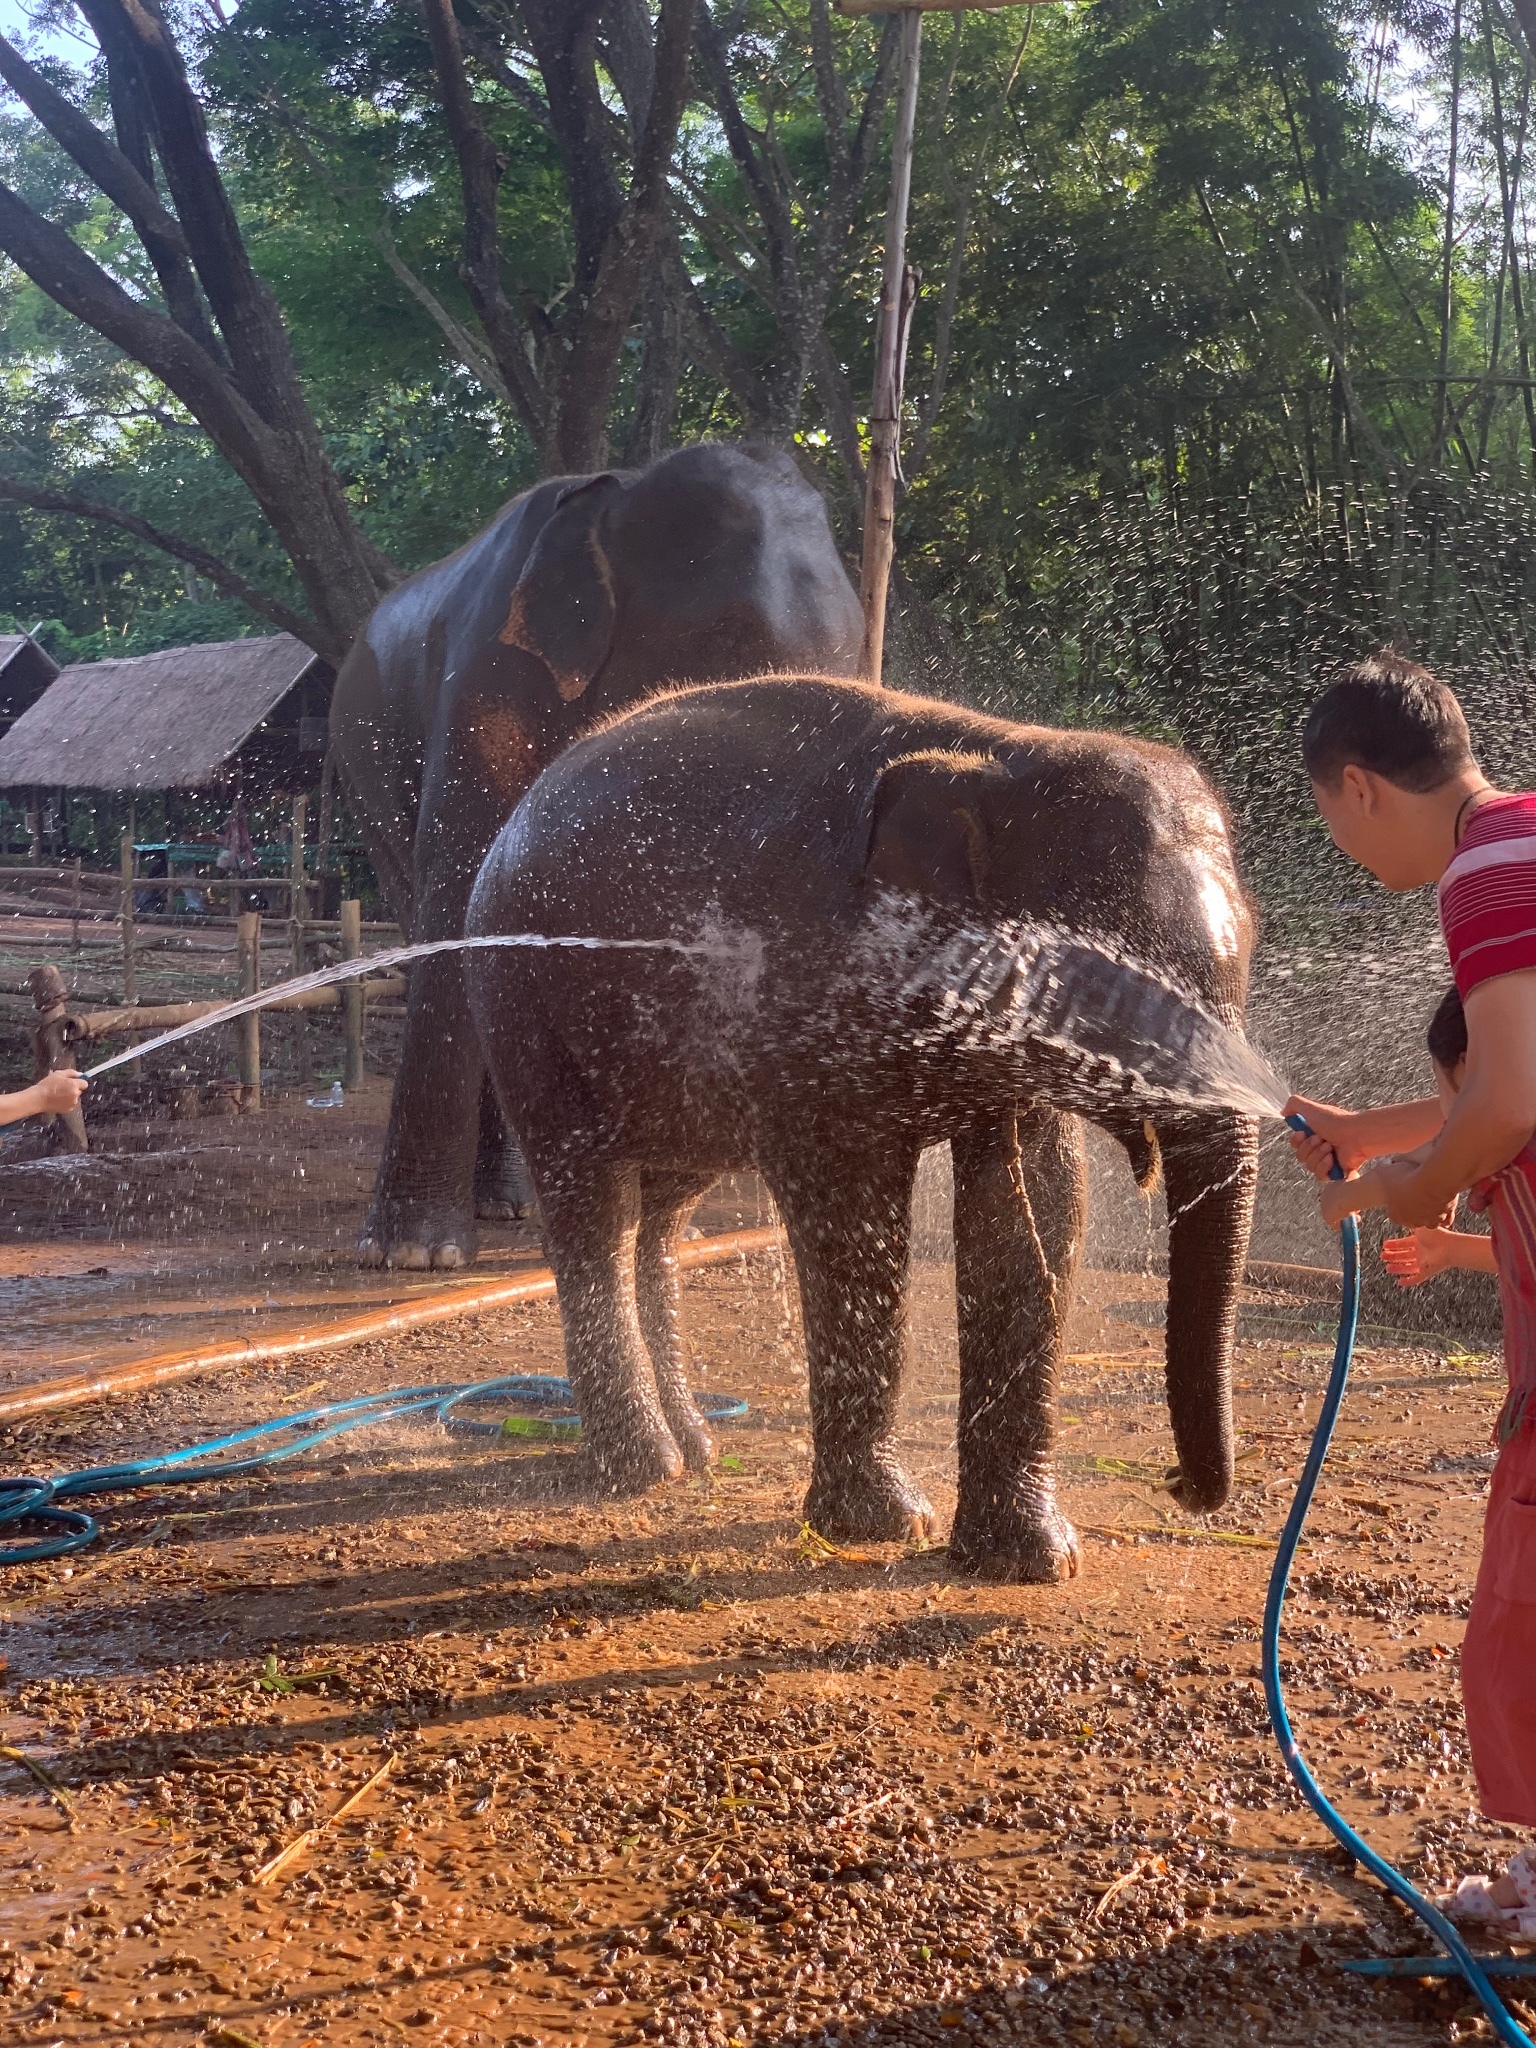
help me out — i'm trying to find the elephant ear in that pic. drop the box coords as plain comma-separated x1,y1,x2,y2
861,750,1004,906
498,474,623,700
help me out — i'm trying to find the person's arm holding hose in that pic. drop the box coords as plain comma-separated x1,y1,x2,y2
1284,1093,1445,1177
0,1071,87,1125
1303,973,1536,1228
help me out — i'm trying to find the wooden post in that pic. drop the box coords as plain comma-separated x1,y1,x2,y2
237,911,262,1111
71,854,82,954
119,808,137,1007
289,794,308,980
27,964,88,1155
858,5,923,684
340,897,364,1090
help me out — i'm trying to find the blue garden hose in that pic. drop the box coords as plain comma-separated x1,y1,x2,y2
0,1375,748,1568
1274,1116,1535,2039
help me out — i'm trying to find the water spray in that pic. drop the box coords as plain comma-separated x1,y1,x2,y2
76,931,733,1081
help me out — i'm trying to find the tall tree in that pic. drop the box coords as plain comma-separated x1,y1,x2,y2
0,0,396,658
421,0,695,472
0,0,697,657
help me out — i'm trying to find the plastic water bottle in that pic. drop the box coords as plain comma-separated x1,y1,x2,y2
306,1080,344,1109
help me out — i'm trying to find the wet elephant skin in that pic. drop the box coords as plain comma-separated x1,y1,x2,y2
463,676,1260,1583
329,443,863,1270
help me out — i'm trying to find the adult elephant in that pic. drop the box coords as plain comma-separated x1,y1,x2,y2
330,443,863,1269
464,676,1259,1582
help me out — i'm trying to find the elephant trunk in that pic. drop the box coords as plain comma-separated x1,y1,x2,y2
1157,1110,1259,1513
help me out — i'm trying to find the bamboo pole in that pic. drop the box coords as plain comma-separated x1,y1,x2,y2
340,897,365,1090
859,4,923,685
237,911,261,1111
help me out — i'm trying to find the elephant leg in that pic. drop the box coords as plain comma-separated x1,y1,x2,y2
771,1140,935,1543
473,1076,536,1221
359,953,483,1270
538,1159,685,1495
636,1168,718,1474
949,1107,1086,1583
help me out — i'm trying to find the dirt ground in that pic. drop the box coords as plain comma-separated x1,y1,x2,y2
1,1232,1530,2048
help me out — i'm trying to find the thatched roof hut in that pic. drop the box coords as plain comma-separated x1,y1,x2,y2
0,632,60,737
0,634,333,794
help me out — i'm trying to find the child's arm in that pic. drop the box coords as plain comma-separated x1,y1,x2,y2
0,1071,88,1126
1382,1227,1497,1288
1284,1093,1444,1177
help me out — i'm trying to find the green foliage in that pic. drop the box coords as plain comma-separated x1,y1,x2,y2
0,0,1531,892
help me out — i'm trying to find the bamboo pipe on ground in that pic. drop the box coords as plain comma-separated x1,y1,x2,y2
0,1227,784,1423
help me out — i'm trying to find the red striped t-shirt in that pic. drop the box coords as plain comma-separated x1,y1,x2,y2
1438,792,1536,998
1469,1139,1536,1440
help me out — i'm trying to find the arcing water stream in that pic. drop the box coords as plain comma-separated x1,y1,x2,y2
78,932,737,1080
78,922,1294,1120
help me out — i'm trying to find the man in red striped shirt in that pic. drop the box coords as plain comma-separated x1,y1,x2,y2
1286,650,1536,1911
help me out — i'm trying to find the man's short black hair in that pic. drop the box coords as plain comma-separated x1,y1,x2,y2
1302,650,1474,793
1427,984,1467,1073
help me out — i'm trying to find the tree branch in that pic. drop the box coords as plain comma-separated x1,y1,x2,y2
0,179,269,476
668,244,774,425
808,0,852,185
1508,0,1536,66
521,0,626,299
551,0,695,468
0,475,324,650
695,2,796,268
809,327,866,512
420,0,551,441
230,45,523,415
0,29,223,360
456,18,554,132
598,0,656,132
75,0,298,417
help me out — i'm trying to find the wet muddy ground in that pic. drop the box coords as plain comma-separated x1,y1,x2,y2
1,1245,1528,2048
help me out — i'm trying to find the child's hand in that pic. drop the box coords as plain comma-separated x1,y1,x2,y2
1317,1166,1383,1228
1382,1228,1459,1289
35,1070,87,1115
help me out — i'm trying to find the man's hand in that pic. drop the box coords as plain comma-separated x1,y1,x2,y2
34,1070,87,1116
1382,1228,1458,1288
1284,1096,1367,1177
1283,1093,1445,1177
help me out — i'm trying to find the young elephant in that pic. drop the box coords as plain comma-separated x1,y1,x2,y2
464,677,1258,1581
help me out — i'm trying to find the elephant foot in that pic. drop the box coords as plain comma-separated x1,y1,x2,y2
358,1197,477,1272
803,1457,936,1544
474,1139,535,1223
571,1412,686,1497
664,1403,715,1476
948,1493,1081,1584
